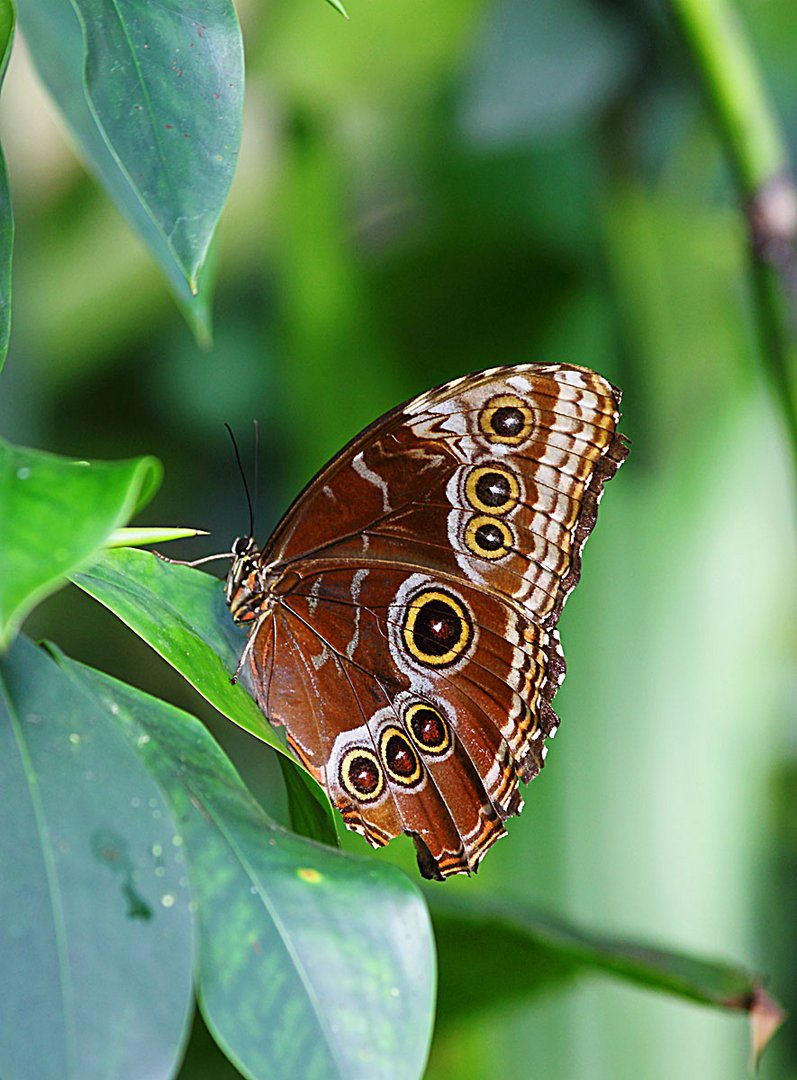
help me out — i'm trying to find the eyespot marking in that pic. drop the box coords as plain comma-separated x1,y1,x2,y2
380,726,423,786
464,514,514,560
405,702,452,756
401,588,473,667
478,393,534,445
465,466,520,514
339,748,384,802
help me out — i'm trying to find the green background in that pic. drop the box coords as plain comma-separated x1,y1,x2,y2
2,0,794,1076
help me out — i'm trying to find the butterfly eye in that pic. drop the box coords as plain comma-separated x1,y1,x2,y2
232,536,251,556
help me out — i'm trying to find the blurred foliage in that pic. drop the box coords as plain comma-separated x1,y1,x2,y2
0,0,795,1077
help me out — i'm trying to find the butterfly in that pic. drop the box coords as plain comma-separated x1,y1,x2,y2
223,364,628,879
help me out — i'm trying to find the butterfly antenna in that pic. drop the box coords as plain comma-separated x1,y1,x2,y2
253,419,260,534
225,422,256,539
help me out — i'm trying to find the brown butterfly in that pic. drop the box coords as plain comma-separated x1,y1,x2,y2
223,364,628,879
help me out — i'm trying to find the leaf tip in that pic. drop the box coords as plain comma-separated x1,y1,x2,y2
749,986,785,1069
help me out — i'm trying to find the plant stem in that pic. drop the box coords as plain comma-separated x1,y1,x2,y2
670,0,797,470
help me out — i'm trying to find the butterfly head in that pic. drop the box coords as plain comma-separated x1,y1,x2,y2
225,536,268,626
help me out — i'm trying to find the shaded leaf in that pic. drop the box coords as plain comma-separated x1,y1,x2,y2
65,656,436,1080
0,0,15,372
431,894,783,1061
71,547,337,843
16,0,222,338
0,636,194,1080
72,0,243,292
0,438,161,648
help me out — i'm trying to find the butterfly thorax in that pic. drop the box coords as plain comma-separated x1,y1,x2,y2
225,535,300,627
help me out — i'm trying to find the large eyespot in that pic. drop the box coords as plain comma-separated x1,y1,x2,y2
379,727,423,787
405,702,452,756
339,748,384,803
465,466,520,514
464,514,514,560
478,394,534,445
402,588,473,667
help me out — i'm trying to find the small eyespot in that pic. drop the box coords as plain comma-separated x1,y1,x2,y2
464,514,514,560
478,394,534,445
380,727,423,786
339,748,384,802
405,703,451,756
465,466,520,514
402,588,473,668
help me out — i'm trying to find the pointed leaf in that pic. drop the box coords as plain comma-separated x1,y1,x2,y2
16,0,226,337
71,0,243,292
0,438,161,648
431,894,783,1061
70,547,338,843
65,657,436,1080
0,636,194,1080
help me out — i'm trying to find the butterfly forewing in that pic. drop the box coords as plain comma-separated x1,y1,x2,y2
230,363,628,878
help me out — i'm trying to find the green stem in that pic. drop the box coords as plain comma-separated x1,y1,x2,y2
670,0,797,471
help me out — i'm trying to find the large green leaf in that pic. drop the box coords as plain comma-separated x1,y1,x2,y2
16,0,238,337
0,438,161,648
0,0,15,372
431,894,784,1063
65,656,436,1080
71,546,338,846
72,0,243,293
0,636,194,1080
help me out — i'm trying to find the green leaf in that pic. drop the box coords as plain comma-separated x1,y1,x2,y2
0,0,15,373
71,0,243,293
0,438,161,649
325,0,350,19
105,526,208,548
70,547,338,843
431,894,784,1061
0,636,194,1080
15,0,230,338
65,657,436,1080
71,546,279,750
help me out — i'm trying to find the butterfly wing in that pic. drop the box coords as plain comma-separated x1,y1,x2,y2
246,364,628,878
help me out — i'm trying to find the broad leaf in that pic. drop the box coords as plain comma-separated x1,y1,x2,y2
65,657,436,1080
16,0,238,337
0,438,161,648
71,546,338,844
0,0,15,372
72,0,243,292
431,894,784,1063
0,636,194,1080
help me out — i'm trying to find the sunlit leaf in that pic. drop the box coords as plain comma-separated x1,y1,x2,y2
65,656,436,1080
105,526,208,548
0,438,161,648
0,636,194,1080
70,546,337,844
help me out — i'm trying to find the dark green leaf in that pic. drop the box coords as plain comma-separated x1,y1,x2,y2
16,0,228,338
0,0,15,372
431,893,784,1059
278,753,339,848
0,636,194,1080
66,657,436,1080
72,0,243,292
70,547,338,841
0,439,161,648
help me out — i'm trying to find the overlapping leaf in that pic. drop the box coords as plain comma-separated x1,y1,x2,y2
0,438,161,648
